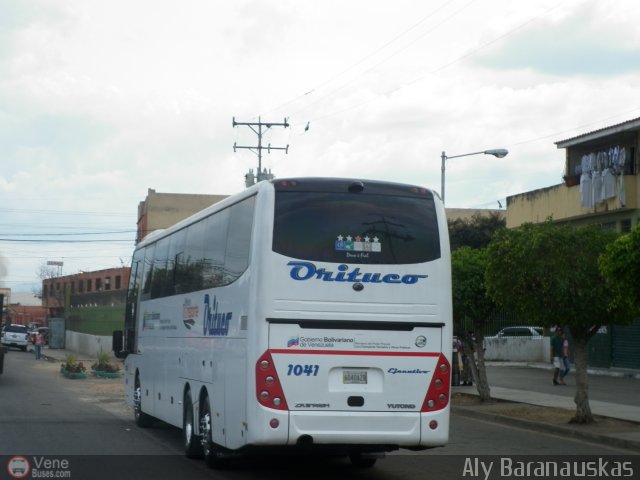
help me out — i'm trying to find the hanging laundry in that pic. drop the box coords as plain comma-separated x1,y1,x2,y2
580,172,593,209
603,168,616,199
593,170,604,204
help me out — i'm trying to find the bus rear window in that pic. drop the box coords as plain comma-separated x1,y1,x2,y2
273,191,441,264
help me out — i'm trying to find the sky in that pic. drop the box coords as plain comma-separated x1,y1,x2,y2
2,0,640,296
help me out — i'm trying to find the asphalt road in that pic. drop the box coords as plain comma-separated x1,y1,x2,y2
0,350,637,480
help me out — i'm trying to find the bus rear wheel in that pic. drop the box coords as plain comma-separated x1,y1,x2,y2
183,389,203,458
200,393,230,469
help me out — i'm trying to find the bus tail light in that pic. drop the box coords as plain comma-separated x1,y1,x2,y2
256,351,289,411
421,353,450,412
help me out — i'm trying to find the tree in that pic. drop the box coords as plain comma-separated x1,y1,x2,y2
485,221,621,424
35,262,65,313
599,224,640,317
448,212,504,401
451,247,494,401
448,212,506,251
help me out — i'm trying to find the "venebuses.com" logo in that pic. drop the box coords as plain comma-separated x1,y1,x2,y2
7,456,30,479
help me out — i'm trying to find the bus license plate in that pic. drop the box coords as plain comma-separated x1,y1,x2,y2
343,370,367,384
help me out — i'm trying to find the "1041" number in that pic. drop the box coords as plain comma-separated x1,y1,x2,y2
287,364,319,376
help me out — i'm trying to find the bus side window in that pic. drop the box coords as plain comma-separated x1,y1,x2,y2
150,237,170,299
201,209,229,289
125,249,144,353
185,220,207,292
225,196,255,283
170,229,187,295
140,243,156,301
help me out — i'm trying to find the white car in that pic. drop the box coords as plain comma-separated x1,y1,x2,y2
1,324,30,351
492,326,544,338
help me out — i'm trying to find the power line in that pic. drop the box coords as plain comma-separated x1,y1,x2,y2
0,239,133,243
267,0,462,115
305,2,563,124
0,207,134,217
291,0,478,118
2,230,136,237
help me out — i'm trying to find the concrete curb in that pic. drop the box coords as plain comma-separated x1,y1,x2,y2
452,406,640,453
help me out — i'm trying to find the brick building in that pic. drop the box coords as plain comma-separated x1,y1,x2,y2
42,267,131,310
5,305,49,327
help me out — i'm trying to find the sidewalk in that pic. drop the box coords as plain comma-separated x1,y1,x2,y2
453,362,640,452
40,346,124,368
41,346,97,363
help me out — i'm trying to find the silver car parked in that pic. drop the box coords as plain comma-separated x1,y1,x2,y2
492,326,544,337
1,324,30,351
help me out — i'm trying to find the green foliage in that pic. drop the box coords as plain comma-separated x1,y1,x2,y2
64,353,77,366
448,212,506,251
62,354,86,373
451,247,496,325
599,225,640,317
485,221,620,337
92,351,120,373
96,351,111,365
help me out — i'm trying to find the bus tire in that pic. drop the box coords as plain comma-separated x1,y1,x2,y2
200,393,230,469
134,375,154,428
183,389,203,458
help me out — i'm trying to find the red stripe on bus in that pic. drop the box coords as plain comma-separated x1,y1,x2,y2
269,349,440,357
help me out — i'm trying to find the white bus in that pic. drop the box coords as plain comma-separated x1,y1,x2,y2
113,177,452,468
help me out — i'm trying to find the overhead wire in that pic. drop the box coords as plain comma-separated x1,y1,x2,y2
310,1,563,123
290,0,478,118
0,207,133,217
0,239,133,243
1,230,136,237
267,0,461,115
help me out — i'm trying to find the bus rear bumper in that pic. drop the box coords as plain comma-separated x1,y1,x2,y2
287,409,449,448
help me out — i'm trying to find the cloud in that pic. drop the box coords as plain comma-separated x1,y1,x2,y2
2,0,640,292
475,2,640,76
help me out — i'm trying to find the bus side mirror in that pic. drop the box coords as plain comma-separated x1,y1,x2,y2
112,330,127,359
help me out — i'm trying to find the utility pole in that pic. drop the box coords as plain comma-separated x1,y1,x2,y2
233,116,289,187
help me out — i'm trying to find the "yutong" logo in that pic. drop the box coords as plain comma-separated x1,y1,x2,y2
387,403,416,409
287,261,428,285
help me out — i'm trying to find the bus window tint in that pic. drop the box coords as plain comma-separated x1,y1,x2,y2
225,196,255,282
136,194,257,300
273,192,440,264
140,243,156,300
151,237,171,298
201,208,229,289
169,228,187,294
186,219,207,292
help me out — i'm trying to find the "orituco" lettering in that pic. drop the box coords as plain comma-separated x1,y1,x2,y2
287,261,427,285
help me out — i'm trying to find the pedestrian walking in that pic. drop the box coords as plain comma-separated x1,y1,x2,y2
457,336,472,386
559,330,570,385
551,327,563,385
34,331,45,360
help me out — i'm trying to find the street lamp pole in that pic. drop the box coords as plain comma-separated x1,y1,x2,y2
440,148,509,204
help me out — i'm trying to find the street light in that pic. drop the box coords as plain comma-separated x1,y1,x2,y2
440,148,509,204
